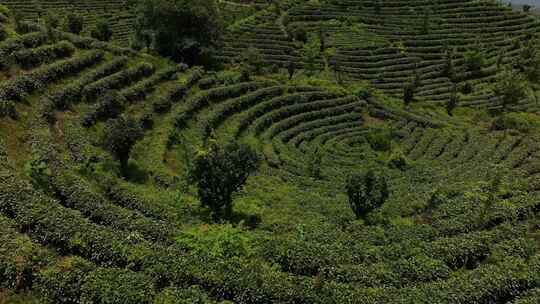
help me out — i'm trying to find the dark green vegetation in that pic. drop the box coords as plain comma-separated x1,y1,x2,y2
189,141,259,221
0,0,539,303
134,0,223,66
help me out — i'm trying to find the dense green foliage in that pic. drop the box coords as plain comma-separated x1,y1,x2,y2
90,18,112,42
134,0,223,66
346,170,389,220
65,12,84,35
102,117,144,175
0,1,539,303
189,141,259,221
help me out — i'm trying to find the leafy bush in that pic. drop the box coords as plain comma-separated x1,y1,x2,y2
36,257,95,303
177,224,254,258
0,173,134,267
51,170,172,242
14,40,75,69
154,286,217,304
306,146,323,178
65,12,84,35
346,170,389,220
0,32,50,70
446,84,458,116
82,91,125,127
459,81,473,94
121,66,178,102
80,268,154,304
47,56,128,110
302,34,321,74
90,18,113,42
139,113,154,130
464,48,485,72
0,100,17,119
0,216,54,291
175,81,268,128
152,83,187,114
83,62,154,101
517,40,540,83
387,148,409,170
43,10,60,29
0,4,10,18
103,117,144,175
403,82,415,105
24,155,52,191
0,51,104,102
287,23,308,43
494,70,527,109
240,46,264,76
366,129,392,152
491,113,540,133
189,141,259,221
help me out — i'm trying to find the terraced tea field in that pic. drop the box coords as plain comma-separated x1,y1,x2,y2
0,0,136,45
0,1,539,303
220,0,540,110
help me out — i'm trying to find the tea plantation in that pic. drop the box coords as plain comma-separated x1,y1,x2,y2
0,0,539,303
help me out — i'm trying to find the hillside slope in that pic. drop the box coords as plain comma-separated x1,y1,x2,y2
220,0,540,110
0,0,136,45
0,2,539,304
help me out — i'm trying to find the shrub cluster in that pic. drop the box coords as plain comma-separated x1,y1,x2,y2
14,40,76,69
83,62,154,101
50,170,173,243
236,91,338,136
174,81,269,128
46,56,128,110
152,83,187,114
82,90,126,127
0,100,16,119
122,66,178,102
0,51,104,103
0,31,49,70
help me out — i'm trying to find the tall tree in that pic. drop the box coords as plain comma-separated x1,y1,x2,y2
446,84,459,116
189,141,259,221
135,0,223,66
103,117,143,175
287,60,296,80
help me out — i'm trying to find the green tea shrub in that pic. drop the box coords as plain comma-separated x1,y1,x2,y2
346,170,389,220
79,268,154,304
366,129,392,152
82,91,125,127
36,257,95,303
464,48,485,72
491,113,540,133
154,286,217,304
91,18,113,42
387,148,409,171
176,224,254,259
65,12,84,35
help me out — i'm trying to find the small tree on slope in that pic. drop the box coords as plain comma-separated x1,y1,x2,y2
346,170,389,220
189,141,259,222
494,70,527,110
103,117,143,176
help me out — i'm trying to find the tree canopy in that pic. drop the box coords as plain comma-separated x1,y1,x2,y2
189,141,259,221
135,0,223,66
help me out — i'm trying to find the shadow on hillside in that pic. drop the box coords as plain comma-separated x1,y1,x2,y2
124,162,148,183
